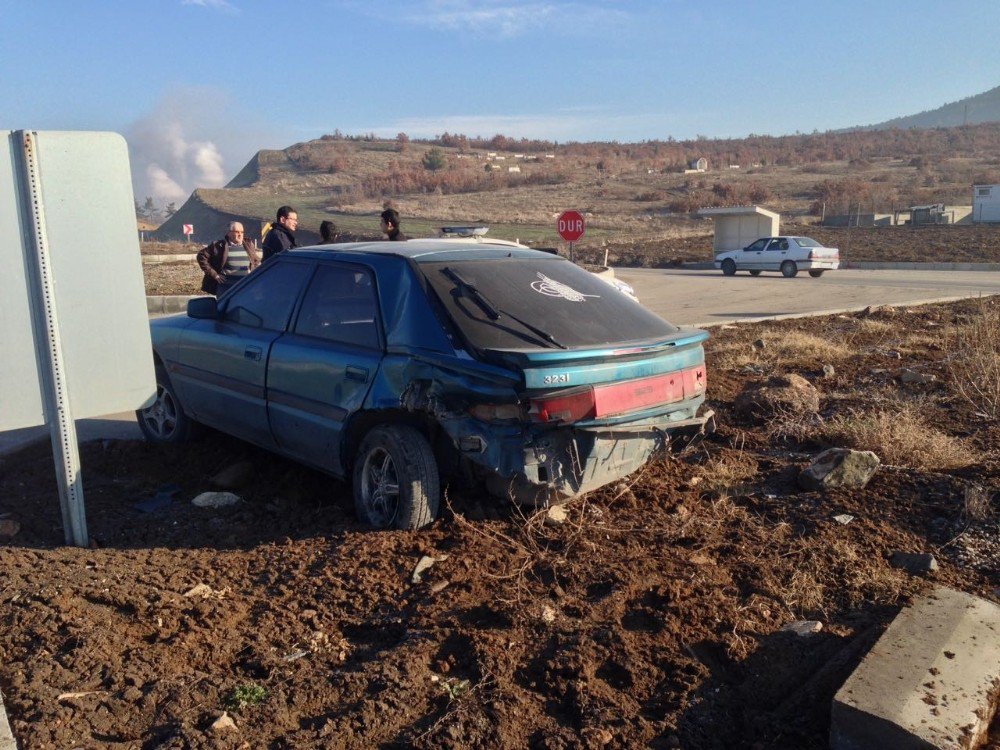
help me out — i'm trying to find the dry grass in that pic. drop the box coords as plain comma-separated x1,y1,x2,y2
817,405,977,470
712,329,853,373
946,298,1000,418
698,449,760,495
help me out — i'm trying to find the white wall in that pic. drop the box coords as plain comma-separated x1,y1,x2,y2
713,213,780,252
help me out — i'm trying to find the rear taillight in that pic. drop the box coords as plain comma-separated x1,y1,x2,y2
528,366,707,424
528,387,597,423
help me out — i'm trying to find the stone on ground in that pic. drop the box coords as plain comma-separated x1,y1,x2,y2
545,504,570,526
191,491,242,509
780,620,823,637
799,448,880,490
210,712,237,733
889,551,939,575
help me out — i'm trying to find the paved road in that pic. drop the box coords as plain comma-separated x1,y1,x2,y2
615,268,1000,327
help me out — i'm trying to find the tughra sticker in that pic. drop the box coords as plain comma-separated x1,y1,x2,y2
531,272,600,302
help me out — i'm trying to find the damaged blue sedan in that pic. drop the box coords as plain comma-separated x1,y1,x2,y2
139,240,713,529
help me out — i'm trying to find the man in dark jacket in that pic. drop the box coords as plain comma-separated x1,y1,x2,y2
380,207,407,241
197,221,261,295
262,205,299,260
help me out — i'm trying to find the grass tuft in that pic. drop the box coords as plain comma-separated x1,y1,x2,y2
817,406,976,470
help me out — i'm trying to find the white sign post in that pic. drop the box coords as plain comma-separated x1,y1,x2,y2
1,130,156,546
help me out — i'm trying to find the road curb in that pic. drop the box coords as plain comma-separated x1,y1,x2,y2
841,260,1000,271
680,261,1000,272
690,294,988,329
146,295,199,314
142,253,197,263
831,585,1000,750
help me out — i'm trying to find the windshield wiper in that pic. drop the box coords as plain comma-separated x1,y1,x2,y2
442,267,567,349
443,267,500,320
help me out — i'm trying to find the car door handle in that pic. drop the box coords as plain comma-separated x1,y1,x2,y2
244,346,262,362
346,365,369,382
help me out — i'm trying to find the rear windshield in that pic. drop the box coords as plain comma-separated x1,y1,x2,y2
420,257,678,350
794,237,822,247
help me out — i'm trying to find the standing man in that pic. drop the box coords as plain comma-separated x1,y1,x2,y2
262,205,299,260
197,221,260,296
380,207,407,241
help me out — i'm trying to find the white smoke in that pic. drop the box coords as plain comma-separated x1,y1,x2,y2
146,164,187,203
125,88,274,209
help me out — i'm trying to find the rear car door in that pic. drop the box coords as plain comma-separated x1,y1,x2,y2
763,238,789,270
170,260,313,449
267,262,383,475
742,238,768,270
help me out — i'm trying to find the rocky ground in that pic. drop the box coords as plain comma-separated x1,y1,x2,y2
0,298,998,749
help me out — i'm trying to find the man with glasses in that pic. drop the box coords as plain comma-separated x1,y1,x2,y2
197,221,261,296
262,205,299,260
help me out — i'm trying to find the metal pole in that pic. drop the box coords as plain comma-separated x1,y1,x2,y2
16,130,89,547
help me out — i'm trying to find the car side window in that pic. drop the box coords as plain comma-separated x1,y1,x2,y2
766,239,787,251
294,265,381,349
745,239,767,252
222,262,312,331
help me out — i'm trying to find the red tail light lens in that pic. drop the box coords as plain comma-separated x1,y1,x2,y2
529,366,707,424
528,387,597,423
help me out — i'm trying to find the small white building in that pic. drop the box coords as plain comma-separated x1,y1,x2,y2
973,184,1000,223
697,206,780,254
507,166,521,173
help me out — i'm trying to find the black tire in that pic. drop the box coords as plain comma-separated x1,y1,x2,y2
808,269,824,278
748,270,762,276
136,366,198,444
721,259,737,276
353,425,439,530
780,260,798,278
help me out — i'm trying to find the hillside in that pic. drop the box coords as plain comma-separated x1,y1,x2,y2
157,124,1000,247
861,85,1000,130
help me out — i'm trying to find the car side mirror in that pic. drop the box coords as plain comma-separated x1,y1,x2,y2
187,297,219,319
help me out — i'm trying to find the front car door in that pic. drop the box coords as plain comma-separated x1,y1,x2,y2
170,260,313,449
267,262,384,475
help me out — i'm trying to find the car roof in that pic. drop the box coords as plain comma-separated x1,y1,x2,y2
286,238,558,263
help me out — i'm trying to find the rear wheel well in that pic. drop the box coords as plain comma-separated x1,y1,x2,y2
342,409,453,475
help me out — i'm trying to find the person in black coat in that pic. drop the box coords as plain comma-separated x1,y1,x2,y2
197,222,261,295
380,207,407,241
262,205,299,260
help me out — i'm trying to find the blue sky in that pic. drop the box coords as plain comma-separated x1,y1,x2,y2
3,0,998,202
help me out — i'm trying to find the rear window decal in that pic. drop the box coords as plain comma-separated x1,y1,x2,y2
531,272,600,302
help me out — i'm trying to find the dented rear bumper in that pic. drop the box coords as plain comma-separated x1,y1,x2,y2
484,408,716,506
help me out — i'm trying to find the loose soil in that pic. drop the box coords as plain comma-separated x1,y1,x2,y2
1,299,998,749
142,225,1000,296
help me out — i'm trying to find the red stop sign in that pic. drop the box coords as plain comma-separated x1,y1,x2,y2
557,210,585,242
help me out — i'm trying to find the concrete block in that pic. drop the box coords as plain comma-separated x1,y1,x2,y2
0,687,17,750
831,586,1000,750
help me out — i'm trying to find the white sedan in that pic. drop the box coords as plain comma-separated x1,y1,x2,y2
714,236,840,278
